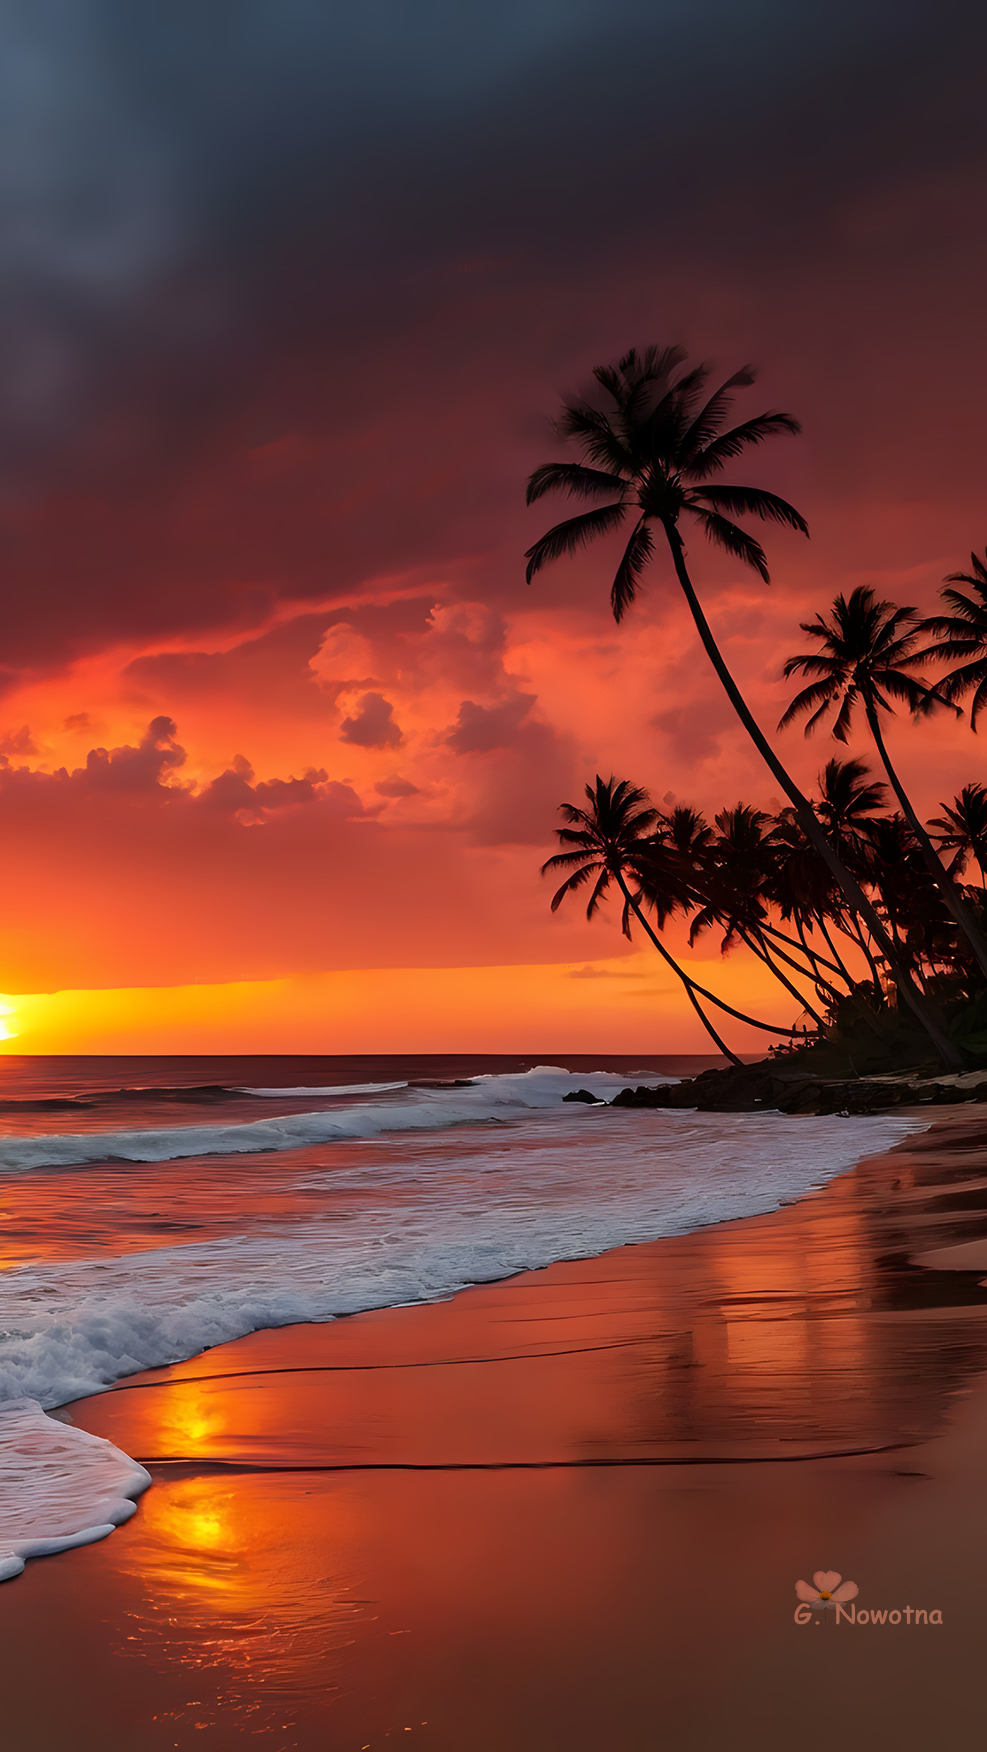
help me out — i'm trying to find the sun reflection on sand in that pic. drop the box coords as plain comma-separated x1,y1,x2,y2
114,1472,368,1740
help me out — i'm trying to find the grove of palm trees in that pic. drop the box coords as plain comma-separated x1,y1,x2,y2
528,345,987,1087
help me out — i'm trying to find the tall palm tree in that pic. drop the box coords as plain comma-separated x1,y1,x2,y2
525,345,962,1066
921,549,987,726
543,775,808,1063
929,784,987,889
779,585,987,981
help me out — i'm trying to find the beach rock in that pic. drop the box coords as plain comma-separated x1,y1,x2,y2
603,1061,987,1116
562,1089,604,1104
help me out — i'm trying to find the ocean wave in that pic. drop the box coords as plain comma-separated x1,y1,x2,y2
0,1089,923,1582
237,1080,410,1097
0,1108,920,1415
0,1067,672,1175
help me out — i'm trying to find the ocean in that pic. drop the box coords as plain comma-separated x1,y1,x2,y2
0,1053,920,1581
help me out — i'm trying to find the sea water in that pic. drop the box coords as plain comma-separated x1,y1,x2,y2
0,1054,919,1580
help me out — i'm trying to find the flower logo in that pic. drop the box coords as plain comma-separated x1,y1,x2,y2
796,1570,858,1608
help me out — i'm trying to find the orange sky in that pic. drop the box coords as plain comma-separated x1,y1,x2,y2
0,4,984,1052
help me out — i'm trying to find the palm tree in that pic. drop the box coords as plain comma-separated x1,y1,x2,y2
525,345,962,1066
811,757,892,998
543,776,809,1063
684,804,827,1024
929,784,987,889
921,549,987,726
779,585,987,981
815,756,889,846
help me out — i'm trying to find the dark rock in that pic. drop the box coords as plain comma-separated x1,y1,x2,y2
609,1086,674,1107
562,1089,604,1104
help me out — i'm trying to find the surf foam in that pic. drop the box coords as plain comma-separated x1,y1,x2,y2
0,1074,923,1583
0,1399,150,1581
0,1066,672,1174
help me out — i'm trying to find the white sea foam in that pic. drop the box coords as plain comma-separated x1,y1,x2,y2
0,1066,671,1173
0,1399,150,1581
239,1080,410,1097
0,1070,923,1582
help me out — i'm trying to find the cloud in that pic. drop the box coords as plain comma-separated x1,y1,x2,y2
339,692,403,749
0,725,38,756
444,693,535,754
567,964,644,980
79,714,186,793
195,754,362,821
375,775,421,798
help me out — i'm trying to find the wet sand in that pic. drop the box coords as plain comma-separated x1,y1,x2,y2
5,1114,987,1750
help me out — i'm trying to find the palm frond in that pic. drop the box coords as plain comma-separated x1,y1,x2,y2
678,367,757,461
632,363,709,436
525,463,628,506
945,550,987,588
524,502,627,583
545,862,602,911
690,509,770,580
555,403,634,472
610,518,655,622
877,671,957,715
683,413,801,480
971,676,987,730
584,866,613,920
831,687,857,744
777,679,840,731
781,651,844,680
689,484,808,534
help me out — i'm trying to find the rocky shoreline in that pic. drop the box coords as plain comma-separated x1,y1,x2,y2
565,1060,987,1115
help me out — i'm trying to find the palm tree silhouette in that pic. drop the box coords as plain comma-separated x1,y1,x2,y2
526,346,962,1066
543,775,808,1063
812,757,892,998
921,549,987,726
929,784,987,889
779,585,987,981
815,756,889,846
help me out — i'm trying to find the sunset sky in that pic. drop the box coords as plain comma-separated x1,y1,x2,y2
1,0,985,1053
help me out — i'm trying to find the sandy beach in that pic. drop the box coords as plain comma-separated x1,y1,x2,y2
4,1112,987,1750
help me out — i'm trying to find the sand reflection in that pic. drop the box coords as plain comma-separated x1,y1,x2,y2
112,1470,366,1741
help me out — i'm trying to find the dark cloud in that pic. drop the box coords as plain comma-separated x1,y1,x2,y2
339,692,403,749
0,0,982,684
375,775,421,798
189,754,362,820
76,714,186,793
444,694,535,754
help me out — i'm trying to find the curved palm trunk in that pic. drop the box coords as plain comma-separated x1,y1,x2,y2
661,522,963,1069
612,871,743,1063
737,928,825,1025
864,699,987,983
618,878,807,1037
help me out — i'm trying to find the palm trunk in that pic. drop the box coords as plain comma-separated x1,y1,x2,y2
761,920,845,1000
816,916,855,989
865,699,987,983
612,872,744,1063
737,928,825,1025
619,881,805,1036
661,522,963,1069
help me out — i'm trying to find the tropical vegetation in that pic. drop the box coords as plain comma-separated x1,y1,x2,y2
527,345,987,1073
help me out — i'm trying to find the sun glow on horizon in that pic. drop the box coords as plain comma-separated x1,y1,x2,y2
0,956,797,1056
